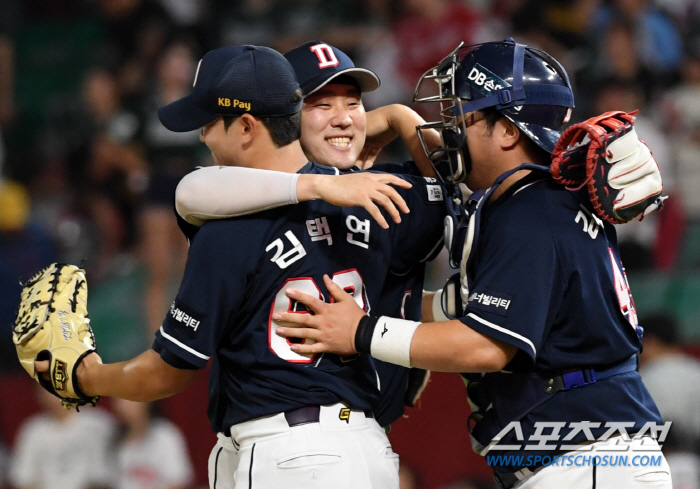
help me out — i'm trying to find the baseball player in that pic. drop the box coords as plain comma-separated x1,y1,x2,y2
272,39,672,489
172,41,443,486
40,45,445,489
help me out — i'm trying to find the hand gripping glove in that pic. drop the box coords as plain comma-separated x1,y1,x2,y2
551,110,665,224
13,263,100,410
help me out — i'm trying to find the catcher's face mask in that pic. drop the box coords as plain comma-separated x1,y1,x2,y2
414,38,575,185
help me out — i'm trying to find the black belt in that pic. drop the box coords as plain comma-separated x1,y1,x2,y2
223,406,374,436
284,405,374,427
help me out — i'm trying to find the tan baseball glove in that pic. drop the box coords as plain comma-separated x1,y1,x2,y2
13,263,99,410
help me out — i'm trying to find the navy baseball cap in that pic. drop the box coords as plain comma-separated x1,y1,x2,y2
159,45,302,132
284,41,380,96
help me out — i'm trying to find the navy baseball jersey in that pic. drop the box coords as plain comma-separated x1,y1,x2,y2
369,161,443,427
372,267,426,426
155,162,444,432
459,172,662,469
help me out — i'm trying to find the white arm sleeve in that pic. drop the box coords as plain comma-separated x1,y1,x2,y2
175,166,300,226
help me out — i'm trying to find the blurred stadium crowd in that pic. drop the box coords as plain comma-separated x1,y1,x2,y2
1,0,700,488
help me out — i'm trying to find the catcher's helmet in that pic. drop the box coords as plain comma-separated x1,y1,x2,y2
414,38,574,183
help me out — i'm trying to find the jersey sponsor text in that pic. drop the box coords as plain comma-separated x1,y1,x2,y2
468,291,512,316
169,302,201,333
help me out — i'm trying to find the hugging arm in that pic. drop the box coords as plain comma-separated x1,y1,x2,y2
360,104,441,177
175,166,413,229
273,275,516,373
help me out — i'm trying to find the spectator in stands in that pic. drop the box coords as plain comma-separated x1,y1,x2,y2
640,312,700,450
393,0,481,90
399,461,421,489
9,386,116,489
112,399,193,489
363,0,483,115
581,20,659,107
0,180,56,373
136,38,206,333
640,312,700,488
657,40,700,222
591,78,672,271
95,0,173,105
80,68,147,282
41,65,145,279
217,0,374,54
592,0,683,76
215,0,283,48
0,439,8,489
653,0,700,36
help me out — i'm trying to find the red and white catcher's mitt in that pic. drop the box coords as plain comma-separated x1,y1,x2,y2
551,110,666,224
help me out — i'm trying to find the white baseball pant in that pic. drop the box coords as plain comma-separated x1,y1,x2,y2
208,403,399,489
514,437,672,489
209,432,239,489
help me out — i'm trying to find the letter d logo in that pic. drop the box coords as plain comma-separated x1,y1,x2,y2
310,44,339,69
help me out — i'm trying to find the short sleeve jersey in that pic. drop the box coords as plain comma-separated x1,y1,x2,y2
458,173,662,467
155,162,445,432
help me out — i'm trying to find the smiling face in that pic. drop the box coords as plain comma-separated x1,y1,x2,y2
300,83,366,170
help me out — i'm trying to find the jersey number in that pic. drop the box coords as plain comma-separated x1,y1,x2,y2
608,248,638,330
268,270,367,363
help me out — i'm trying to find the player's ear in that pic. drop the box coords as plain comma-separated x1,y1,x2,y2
239,113,257,133
238,113,258,146
498,117,520,150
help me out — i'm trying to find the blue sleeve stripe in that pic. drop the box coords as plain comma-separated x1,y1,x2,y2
466,313,537,357
159,326,210,360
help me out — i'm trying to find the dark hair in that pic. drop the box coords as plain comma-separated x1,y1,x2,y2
480,107,550,164
326,74,362,93
222,88,302,148
481,107,503,134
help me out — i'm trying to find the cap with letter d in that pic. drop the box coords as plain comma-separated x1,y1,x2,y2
158,45,302,132
284,40,380,96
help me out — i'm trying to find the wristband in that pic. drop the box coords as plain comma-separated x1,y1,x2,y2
355,315,378,353
370,316,420,368
432,289,449,322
